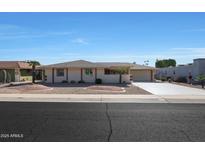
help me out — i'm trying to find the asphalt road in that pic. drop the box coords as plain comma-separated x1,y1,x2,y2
0,102,205,142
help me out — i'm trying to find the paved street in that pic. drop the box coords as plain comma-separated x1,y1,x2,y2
132,82,205,95
1,101,205,141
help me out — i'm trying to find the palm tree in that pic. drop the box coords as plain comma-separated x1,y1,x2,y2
26,60,40,83
196,74,205,88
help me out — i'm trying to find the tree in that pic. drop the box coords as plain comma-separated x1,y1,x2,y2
113,67,129,83
26,60,40,83
155,59,176,68
196,74,205,88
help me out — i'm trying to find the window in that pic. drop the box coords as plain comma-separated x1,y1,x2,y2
20,69,32,76
104,68,128,75
85,68,93,76
104,68,117,75
56,69,64,77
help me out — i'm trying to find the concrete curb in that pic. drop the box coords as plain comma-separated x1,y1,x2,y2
0,94,205,103
0,83,11,88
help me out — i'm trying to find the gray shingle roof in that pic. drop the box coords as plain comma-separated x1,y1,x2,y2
40,60,156,70
41,60,99,68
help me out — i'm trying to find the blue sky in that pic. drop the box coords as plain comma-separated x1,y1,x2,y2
0,12,205,66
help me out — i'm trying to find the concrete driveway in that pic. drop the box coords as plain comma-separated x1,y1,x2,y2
132,82,205,95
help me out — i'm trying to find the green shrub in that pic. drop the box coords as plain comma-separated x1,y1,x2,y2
70,80,76,84
155,76,160,80
196,74,205,88
95,78,102,84
160,76,167,81
62,80,68,83
78,80,85,83
175,77,187,83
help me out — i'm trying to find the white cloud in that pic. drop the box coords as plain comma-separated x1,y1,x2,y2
72,38,88,45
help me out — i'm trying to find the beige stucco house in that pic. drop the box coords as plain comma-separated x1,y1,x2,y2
40,60,156,84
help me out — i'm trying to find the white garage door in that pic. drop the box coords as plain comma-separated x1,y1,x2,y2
131,70,152,82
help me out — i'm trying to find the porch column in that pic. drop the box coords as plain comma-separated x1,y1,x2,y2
15,68,20,82
81,68,83,81
95,68,97,80
66,68,68,81
151,70,153,81
52,68,54,84
42,69,45,81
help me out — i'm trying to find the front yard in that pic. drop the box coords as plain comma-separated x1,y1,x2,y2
0,83,151,95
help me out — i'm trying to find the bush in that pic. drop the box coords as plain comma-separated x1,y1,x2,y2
160,76,167,81
155,76,160,80
62,80,68,83
78,80,85,83
166,77,172,83
95,78,102,84
175,77,187,83
70,80,76,84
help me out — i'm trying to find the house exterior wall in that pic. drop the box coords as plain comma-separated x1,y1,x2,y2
14,69,20,82
45,68,81,83
45,69,53,83
96,68,130,83
82,68,95,82
96,68,119,83
54,68,67,83
43,67,131,83
68,68,81,82
194,59,205,76
122,74,131,83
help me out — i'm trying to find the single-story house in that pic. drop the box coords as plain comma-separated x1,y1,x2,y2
0,61,32,83
155,58,205,82
40,60,156,84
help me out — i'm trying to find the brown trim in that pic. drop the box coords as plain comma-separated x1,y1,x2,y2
81,68,83,80
42,70,45,81
66,68,68,81
95,68,97,80
52,68,54,84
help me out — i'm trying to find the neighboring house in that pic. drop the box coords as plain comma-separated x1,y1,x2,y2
40,60,156,84
156,58,205,82
0,61,32,83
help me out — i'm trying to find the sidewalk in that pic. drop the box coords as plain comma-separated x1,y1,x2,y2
0,94,205,103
